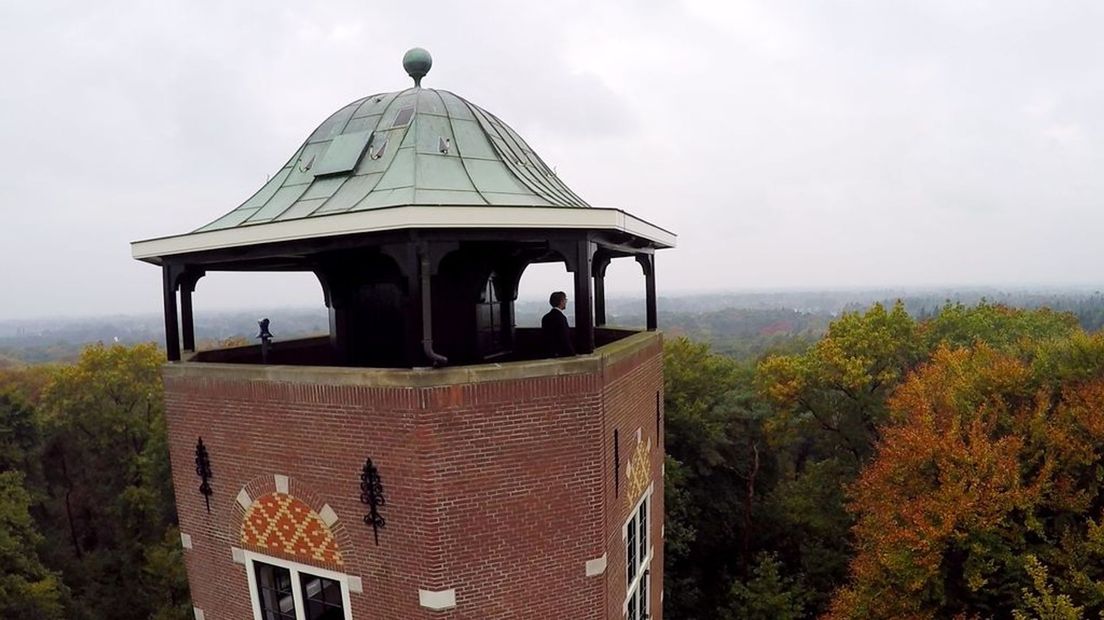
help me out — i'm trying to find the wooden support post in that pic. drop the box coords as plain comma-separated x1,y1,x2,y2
392,244,425,368
593,253,611,327
180,286,195,352
636,254,658,331
162,264,181,362
573,239,595,354
494,259,526,352
594,276,606,328
178,269,204,353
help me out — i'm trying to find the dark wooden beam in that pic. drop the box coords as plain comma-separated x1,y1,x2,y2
179,287,194,353
161,264,182,362
593,253,612,327
178,269,205,352
573,239,595,354
636,254,658,331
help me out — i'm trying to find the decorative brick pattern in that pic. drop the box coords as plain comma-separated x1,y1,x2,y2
241,492,344,566
625,436,652,509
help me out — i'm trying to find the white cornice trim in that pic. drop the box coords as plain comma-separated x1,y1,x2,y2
131,205,676,261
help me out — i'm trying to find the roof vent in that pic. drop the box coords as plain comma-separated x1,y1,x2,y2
370,137,389,160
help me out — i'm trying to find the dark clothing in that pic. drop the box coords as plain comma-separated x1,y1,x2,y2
541,308,575,357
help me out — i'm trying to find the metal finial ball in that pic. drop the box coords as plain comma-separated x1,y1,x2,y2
402,48,432,86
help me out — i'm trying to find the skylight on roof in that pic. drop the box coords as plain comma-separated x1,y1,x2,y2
393,106,415,127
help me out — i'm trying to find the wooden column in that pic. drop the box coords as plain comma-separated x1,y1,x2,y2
385,243,424,368
161,264,181,362
494,259,526,352
179,286,194,352
636,254,657,331
179,269,205,353
593,253,611,327
573,239,595,354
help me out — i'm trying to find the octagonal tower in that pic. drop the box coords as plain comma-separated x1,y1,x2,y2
132,49,674,620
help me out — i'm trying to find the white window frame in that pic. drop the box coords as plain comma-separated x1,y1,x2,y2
623,483,654,619
243,549,354,620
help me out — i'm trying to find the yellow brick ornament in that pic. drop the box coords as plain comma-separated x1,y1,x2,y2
625,436,651,508
240,493,343,566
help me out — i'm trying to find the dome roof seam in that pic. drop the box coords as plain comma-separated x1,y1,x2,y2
432,88,490,206
462,94,588,208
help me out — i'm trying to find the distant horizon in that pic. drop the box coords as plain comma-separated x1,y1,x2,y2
4,283,1104,324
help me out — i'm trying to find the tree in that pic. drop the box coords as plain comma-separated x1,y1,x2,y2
663,338,781,618
922,302,1080,356
35,343,186,620
829,335,1104,619
724,552,810,620
1013,556,1084,620
0,390,40,474
0,471,66,619
758,301,922,465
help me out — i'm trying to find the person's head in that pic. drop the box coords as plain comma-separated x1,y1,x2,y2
549,291,568,310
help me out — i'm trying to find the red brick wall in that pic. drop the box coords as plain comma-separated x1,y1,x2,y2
164,333,663,620
165,378,428,619
602,339,665,620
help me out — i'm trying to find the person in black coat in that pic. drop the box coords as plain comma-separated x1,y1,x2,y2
541,291,575,357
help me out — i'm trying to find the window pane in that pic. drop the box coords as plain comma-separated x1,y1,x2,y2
255,562,297,620
301,572,345,620
640,570,649,618
628,592,638,620
639,498,648,562
626,517,637,585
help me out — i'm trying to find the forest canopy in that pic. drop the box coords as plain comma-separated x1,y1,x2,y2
0,343,189,620
664,302,1104,619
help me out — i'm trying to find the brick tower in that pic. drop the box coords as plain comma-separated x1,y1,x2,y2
132,49,675,620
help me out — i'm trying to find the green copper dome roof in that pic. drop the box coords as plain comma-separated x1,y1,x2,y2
131,50,675,262
196,82,590,233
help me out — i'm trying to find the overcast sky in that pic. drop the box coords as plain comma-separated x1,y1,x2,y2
2,0,1103,320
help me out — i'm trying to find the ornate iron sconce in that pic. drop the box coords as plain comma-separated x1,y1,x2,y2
359,458,386,545
257,318,273,364
195,437,213,513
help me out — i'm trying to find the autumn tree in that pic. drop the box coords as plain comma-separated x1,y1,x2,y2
758,301,922,466
829,333,1104,619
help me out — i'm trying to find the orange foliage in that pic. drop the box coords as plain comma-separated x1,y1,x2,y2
827,344,1104,619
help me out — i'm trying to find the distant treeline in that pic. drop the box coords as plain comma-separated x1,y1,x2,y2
4,289,1104,365
0,308,328,365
